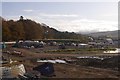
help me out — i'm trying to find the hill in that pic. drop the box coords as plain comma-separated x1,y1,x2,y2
2,16,89,42
88,30,119,39
0,17,2,41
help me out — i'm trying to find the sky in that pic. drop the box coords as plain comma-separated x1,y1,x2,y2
2,2,118,33
1,0,119,2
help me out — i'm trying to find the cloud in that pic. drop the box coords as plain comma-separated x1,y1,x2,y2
97,14,118,22
39,13,79,18
43,18,118,33
23,9,33,12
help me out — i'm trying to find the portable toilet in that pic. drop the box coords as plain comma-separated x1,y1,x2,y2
0,42,2,49
2,42,6,49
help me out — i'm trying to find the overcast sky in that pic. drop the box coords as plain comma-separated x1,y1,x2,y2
2,2,118,33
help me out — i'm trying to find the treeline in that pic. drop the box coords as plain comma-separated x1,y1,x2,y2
2,17,90,42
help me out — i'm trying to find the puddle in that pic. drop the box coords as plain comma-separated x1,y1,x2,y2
77,56,104,60
103,48,120,53
37,59,67,64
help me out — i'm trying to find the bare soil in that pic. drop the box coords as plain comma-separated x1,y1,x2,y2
2,47,120,78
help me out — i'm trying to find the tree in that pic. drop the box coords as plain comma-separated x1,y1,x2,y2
2,20,11,41
20,16,24,21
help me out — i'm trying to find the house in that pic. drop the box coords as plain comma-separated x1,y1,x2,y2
13,40,45,48
58,44,66,49
113,39,119,47
71,43,77,46
105,38,114,45
88,42,104,48
49,41,57,46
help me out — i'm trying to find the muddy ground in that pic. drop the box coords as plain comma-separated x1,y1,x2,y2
2,46,120,78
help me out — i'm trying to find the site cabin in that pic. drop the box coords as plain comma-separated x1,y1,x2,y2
12,41,19,48
78,43,89,48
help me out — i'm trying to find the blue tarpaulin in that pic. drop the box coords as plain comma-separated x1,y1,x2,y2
33,63,54,77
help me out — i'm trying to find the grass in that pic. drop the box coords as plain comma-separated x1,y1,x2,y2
44,48,116,53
